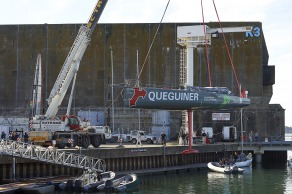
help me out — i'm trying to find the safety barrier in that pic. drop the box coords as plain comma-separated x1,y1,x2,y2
0,140,105,172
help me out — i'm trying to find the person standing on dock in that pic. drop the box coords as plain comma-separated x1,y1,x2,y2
233,152,239,162
9,131,12,140
23,132,29,143
1,131,6,140
185,132,189,145
181,131,187,146
136,131,142,146
14,132,19,141
52,132,57,148
202,131,207,144
249,131,254,142
161,132,167,146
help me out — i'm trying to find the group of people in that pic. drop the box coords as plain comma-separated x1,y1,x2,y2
219,152,239,166
219,152,251,166
179,129,211,145
1,131,29,143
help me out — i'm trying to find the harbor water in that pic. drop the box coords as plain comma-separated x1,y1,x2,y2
57,163,292,194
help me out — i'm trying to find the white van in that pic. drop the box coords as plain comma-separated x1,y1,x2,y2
222,126,237,141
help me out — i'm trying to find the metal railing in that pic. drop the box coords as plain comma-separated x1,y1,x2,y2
0,140,105,172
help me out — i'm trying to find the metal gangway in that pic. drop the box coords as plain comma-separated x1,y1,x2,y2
0,140,105,172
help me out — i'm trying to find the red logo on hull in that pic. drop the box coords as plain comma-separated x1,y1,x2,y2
129,87,147,106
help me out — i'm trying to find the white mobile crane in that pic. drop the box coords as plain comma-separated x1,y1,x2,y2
30,0,110,149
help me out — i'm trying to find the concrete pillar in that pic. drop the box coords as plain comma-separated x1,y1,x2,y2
135,158,138,170
22,163,27,178
158,155,160,167
116,158,119,171
48,164,52,176
146,156,148,169
115,158,119,171
149,156,152,168
1,164,7,179
119,158,122,171
125,158,128,171
141,157,144,169
12,158,16,179
67,166,70,175
112,158,115,171
29,163,33,177
129,158,132,171
256,153,262,163
60,165,65,175
115,158,118,171
137,157,140,169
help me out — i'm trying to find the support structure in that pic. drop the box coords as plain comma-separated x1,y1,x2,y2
256,153,262,163
177,25,252,154
182,109,198,154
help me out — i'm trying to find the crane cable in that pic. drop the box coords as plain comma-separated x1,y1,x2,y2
201,0,212,87
212,0,241,96
137,0,171,83
103,0,171,121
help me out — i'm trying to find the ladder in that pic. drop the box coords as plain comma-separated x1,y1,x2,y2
0,140,105,172
179,48,188,132
179,48,186,88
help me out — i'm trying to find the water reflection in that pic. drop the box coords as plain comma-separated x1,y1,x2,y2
57,165,292,194
207,172,232,193
284,166,292,193
206,167,252,194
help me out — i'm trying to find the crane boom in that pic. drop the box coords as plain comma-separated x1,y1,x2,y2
87,0,108,34
30,0,111,149
45,0,108,119
31,54,42,117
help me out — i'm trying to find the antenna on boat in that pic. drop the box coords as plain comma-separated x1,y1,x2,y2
111,47,115,132
240,108,244,154
136,50,141,133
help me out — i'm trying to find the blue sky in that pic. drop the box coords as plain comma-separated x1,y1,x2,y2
0,0,291,126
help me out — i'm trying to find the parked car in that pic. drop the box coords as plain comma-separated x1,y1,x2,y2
129,130,157,144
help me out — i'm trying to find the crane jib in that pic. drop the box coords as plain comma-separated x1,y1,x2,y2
87,0,108,30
